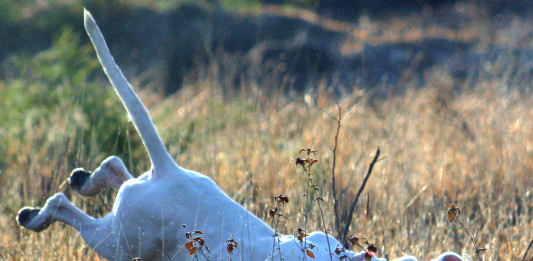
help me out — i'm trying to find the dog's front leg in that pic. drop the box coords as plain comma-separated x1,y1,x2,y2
69,156,133,196
17,193,125,259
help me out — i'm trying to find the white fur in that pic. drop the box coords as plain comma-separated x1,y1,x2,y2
394,252,467,261
70,156,133,196
16,9,464,261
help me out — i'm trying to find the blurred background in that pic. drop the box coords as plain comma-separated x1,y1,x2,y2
2,0,533,95
0,0,532,260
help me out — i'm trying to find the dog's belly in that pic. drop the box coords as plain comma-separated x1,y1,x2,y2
106,177,182,259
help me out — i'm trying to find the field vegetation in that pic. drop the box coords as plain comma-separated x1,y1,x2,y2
1,0,532,260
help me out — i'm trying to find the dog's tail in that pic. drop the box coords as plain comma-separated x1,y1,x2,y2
84,9,178,178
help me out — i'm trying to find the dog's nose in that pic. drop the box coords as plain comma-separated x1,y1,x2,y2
68,168,91,190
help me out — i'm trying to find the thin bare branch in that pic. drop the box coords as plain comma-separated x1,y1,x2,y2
523,236,533,261
457,219,483,261
341,147,380,248
330,104,342,239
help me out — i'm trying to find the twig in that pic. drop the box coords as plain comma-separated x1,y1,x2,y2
447,204,486,261
270,195,287,261
271,213,284,261
330,104,342,239
457,219,482,261
296,148,332,260
341,147,380,248
523,236,533,261
315,197,333,261
303,171,310,261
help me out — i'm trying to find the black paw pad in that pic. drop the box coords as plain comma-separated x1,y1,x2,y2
68,168,91,190
17,207,52,232
17,207,40,227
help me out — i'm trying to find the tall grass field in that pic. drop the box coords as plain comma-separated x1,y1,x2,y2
0,1,532,260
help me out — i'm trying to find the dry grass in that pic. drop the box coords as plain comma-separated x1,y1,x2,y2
1,2,533,260
1,69,532,260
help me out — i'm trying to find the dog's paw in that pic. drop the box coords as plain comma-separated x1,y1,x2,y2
69,168,92,193
17,207,52,232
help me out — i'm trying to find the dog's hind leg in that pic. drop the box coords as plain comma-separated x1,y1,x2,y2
69,156,133,197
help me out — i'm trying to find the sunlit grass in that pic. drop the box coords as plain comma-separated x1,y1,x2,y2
2,68,531,259
1,1,532,260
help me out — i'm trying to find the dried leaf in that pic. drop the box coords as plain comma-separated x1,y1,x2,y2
295,157,306,167
335,245,345,255
475,248,487,254
306,249,315,259
269,208,277,217
308,158,318,167
447,204,461,223
348,236,359,246
296,227,308,242
226,239,238,254
447,211,456,223
366,243,377,253
185,241,197,255
275,195,289,204
227,244,235,253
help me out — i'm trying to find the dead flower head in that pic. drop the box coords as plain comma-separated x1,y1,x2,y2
295,227,309,242
226,239,238,254
185,230,211,255
446,204,461,223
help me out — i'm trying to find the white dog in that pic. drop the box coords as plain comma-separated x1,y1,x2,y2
16,10,465,261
